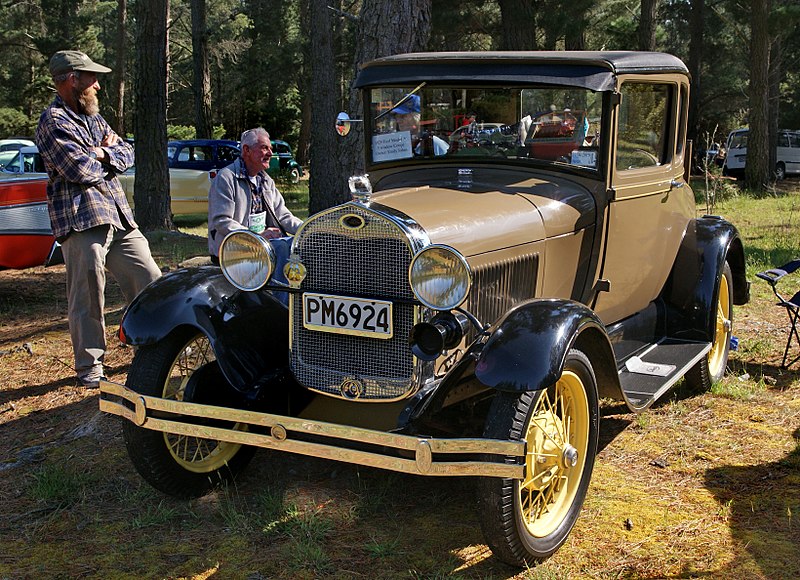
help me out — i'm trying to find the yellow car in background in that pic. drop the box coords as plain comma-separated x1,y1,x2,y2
118,166,215,216
0,144,214,217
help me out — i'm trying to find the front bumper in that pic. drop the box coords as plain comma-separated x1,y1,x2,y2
99,380,525,479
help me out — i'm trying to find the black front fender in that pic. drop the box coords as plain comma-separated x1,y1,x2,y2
474,298,615,393
120,266,290,391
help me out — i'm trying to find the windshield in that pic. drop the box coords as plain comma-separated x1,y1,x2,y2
368,85,604,170
728,131,748,150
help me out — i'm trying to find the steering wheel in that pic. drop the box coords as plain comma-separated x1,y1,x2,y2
620,148,659,170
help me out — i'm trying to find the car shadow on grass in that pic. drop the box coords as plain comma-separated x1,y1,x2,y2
703,427,800,578
727,357,800,391
217,450,527,578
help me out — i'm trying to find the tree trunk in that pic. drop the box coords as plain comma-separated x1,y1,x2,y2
498,0,537,50
746,0,771,191
638,0,659,51
335,0,432,209
308,0,340,214
768,35,781,178
191,0,213,139
113,0,127,136
687,0,704,145
296,0,312,167
133,0,173,230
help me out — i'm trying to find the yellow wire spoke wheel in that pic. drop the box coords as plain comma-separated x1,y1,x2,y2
685,262,733,389
519,370,590,538
478,348,599,567
123,330,256,498
707,271,732,379
162,335,244,473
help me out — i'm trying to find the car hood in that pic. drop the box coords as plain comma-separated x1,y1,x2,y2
372,168,597,257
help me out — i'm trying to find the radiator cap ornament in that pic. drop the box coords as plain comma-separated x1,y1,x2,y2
348,174,372,203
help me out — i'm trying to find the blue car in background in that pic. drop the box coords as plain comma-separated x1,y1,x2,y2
167,139,241,173
167,138,304,183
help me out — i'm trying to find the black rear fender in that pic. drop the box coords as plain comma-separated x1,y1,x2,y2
664,217,749,342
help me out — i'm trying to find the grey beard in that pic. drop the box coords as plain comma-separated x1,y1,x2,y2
76,89,100,116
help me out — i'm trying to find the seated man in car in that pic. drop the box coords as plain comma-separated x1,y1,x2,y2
391,95,449,156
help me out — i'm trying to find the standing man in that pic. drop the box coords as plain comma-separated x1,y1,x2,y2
208,127,302,263
36,50,162,389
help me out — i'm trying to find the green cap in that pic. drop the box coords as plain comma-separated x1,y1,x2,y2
49,50,112,77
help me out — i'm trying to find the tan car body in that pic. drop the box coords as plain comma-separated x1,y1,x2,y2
119,167,214,216
100,52,750,567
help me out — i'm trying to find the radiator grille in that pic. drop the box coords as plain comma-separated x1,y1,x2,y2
290,206,418,400
464,253,539,336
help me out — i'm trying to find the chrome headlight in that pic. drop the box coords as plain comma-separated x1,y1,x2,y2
409,245,472,310
220,230,275,291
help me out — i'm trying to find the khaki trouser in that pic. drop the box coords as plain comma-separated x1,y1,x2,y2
61,225,161,379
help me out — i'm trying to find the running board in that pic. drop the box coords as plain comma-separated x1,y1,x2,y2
618,339,711,411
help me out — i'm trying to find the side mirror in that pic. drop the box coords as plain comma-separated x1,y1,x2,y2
336,112,352,136
336,112,362,137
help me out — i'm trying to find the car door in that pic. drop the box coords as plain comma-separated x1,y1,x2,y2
592,77,694,325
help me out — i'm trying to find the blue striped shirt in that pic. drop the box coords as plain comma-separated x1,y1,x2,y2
36,96,137,240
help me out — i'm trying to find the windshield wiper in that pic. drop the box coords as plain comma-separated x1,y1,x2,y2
375,82,427,121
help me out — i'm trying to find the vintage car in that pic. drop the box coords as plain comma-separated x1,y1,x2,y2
99,51,749,567
0,144,215,217
0,145,46,176
118,166,217,216
0,175,61,270
0,138,35,170
270,139,305,184
167,139,240,172
167,138,304,184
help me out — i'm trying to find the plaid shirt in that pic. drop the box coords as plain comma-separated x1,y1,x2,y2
36,95,137,240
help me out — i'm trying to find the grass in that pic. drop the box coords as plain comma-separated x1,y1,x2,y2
1,177,800,579
28,464,88,508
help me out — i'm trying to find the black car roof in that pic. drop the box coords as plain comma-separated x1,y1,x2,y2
354,51,689,92
168,139,239,147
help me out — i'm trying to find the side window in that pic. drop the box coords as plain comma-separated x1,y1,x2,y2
616,83,671,171
177,147,190,161
276,143,290,155
167,146,177,159
218,146,239,163
791,134,800,148
676,84,688,156
192,146,212,161
778,133,790,148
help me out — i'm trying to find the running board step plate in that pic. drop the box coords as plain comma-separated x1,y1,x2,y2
618,339,711,411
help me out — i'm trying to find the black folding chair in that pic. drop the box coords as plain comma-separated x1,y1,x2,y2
756,259,800,368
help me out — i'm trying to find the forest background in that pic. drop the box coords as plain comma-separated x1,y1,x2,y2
0,0,798,222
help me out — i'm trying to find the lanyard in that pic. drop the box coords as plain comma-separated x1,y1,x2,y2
247,176,287,237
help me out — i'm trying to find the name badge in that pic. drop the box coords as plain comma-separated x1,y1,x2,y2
249,211,266,233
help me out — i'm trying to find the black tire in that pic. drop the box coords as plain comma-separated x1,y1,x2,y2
684,262,733,390
289,167,300,184
477,349,600,567
122,329,256,498
776,162,786,181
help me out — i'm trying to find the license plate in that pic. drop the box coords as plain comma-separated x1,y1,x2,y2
303,293,393,339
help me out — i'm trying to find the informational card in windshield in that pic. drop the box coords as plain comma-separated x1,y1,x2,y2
372,131,413,162
571,149,597,168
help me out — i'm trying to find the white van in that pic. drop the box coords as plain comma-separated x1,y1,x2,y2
724,128,800,180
